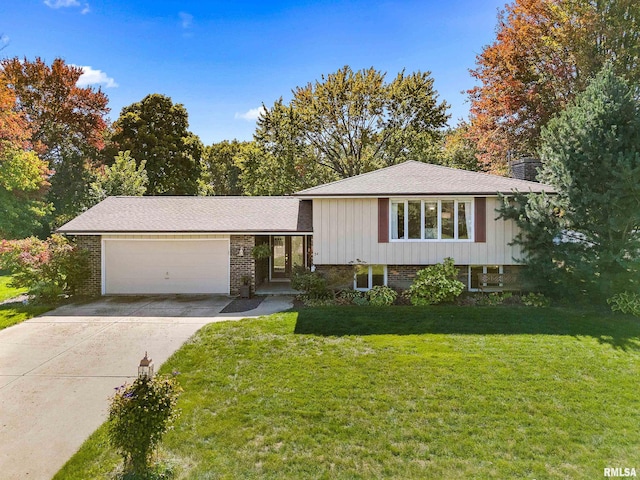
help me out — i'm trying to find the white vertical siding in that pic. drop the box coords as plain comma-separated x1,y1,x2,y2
312,197,523,266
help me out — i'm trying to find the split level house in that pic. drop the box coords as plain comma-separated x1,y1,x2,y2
58,160,554,296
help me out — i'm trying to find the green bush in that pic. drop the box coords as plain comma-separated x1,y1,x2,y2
108,374,182,477
322,266,356,291
607,292,640,317
291,269,331,299
367,285,398,306
0,234,89,303
478,291,514,306
522,292,551,308
335,289,364,305
407,258,464,306
352,295,370,306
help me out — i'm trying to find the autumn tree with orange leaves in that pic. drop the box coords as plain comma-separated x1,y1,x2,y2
1,57,110,223
0,79,51,238
468,0,640,174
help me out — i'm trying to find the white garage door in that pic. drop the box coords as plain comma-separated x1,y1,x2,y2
104,239,229,295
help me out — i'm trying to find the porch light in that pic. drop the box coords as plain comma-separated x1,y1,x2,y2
237,246,244,257
138,352,154,379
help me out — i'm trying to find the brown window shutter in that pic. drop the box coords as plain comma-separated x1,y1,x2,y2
474,197,486,243
378,198,389,243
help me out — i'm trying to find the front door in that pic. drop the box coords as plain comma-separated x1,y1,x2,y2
271,236,305,280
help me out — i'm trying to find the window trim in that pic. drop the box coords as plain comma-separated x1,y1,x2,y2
389,198,475,242
354,265,388,291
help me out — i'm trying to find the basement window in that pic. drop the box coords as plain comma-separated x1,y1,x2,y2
354,265,387,291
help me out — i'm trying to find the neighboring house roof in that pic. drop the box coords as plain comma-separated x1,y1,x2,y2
295,160,556,197
57,196,313,234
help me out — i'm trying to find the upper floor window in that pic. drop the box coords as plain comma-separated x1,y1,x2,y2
391,199,473,241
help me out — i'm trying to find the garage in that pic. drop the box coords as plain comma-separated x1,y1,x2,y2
103,238,229,295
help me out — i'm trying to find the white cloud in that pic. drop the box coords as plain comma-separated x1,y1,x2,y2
74,65,118,88
235,106,266,121
44,0,90,13
0,34,9,47
179,12,193,29
44,0,80,8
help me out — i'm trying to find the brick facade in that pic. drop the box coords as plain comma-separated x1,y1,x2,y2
387,265,422,291
73,234,257,297
75,235,102,296
229,235,255,296
511,156,542,182
72,235,521,297
315,263,522,292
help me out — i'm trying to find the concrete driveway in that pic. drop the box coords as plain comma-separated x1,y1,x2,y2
0,295,293,480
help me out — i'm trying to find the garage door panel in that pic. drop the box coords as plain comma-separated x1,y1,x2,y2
105,239,229,295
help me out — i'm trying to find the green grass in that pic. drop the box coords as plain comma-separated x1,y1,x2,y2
0,304,52,330
0,273,27,302
55,306,640,479
0,273,50,330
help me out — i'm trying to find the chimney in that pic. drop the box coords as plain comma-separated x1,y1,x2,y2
510,156,542,182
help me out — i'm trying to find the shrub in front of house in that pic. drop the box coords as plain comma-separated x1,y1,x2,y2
108,374,182,477
291,269,331,300
522,292,551,308
407,258,464,306
322,265,357,291
477,291,514,306
335,289,363,305
607,291,640,317
367,285,398,306
0,234,89,303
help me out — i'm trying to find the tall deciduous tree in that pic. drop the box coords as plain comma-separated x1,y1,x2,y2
469,0,640,173
88,151,148,205
0,57,110,220
257,66,449,182
235,140,333,196
0,146,52,239
439,123,481,171
110,94,203,195
200,140,246,195
500,66,640,300
0,80,51,239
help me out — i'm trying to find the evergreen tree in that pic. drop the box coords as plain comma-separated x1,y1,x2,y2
501,65,640,300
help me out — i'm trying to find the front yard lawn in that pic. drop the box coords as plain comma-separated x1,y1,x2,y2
0,304,52,330
55,306,640,479
0,272,51,330
0,272,27,302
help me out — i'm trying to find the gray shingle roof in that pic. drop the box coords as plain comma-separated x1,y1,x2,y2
57,196,312,234
295,160,555,196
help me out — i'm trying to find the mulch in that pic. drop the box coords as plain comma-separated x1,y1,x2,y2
220,296,265,313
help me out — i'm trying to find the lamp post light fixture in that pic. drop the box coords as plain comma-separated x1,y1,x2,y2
138,352,154,379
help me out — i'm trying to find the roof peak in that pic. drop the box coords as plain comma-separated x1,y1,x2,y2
295,159,554,196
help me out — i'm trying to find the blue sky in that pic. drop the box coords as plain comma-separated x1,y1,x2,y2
1,0,505,145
